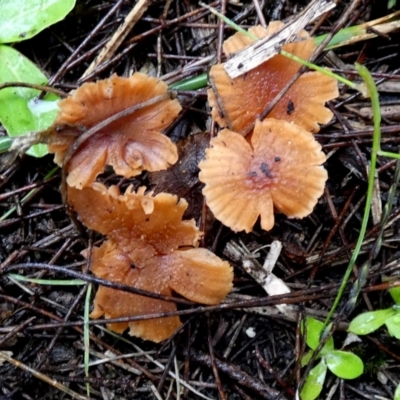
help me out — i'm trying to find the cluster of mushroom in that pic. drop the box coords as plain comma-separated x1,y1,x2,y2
199,22,339,232
45,21,338,342
47,73,233,342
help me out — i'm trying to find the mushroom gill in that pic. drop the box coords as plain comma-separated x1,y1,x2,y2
198,119,328,232
47,73,181,189
208,22,339,136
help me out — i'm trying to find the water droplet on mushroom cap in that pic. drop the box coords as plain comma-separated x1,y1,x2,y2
208,22,338,136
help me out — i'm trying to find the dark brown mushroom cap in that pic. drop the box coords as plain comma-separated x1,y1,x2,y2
208,22,339,136
148,132,209,220
47,73,181,188
199,119,328,232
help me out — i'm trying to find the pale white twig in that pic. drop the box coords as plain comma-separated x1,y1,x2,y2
81,0,150,78
224,0,336,78
174,355,181,400
225,240,296,319
150,383,164,400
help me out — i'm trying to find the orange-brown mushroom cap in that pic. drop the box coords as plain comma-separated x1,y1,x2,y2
47,73,181,188
68,183,201,262
89,242,232,342
208,22,338,136
89,240,182,343
70,182,233,341
198,119,327,233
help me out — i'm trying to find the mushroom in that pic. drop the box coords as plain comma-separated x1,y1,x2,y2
88,240,182,342
47,73,181,189
208,22,339,136
69,183,233,342
198,119,327,233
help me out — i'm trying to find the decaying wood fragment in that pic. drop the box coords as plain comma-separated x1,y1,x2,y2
225,240,297,319
360,105,400,121
224,0,336,79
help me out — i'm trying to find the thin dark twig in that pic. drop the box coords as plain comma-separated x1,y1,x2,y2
0,82,67,97
0,294,157,380
208,315,227,400
309,186,358,279
24,288,337,332
189,351,281,400
34,283,90,369
49,0,127,85
3,263,193,305
341,159,400,316
254,347,295,398
0,317,36,347
156,344,176,393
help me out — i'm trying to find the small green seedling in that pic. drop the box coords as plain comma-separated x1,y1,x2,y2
0,0,75,157
301,317,364,400
348,286,400,339
395,384,400,400
349,285,400,400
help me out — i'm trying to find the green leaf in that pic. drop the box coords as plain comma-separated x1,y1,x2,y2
385,313,400,339
0,45,59,157
388,0,397,9
348,308,397,335
389,286,400,305
300,359,327,400
325,350,364,379
301,350,314,367
0,0,76,43
0,137,12,153
305,317,334,353
395,383,400,400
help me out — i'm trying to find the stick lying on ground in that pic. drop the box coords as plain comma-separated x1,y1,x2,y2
223,0,336,78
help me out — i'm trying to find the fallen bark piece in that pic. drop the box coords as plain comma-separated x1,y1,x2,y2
223,0,336,78
148,132,209,220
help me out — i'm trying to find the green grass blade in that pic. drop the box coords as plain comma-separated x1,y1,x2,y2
169,73,208,91
280,49,358,89
324,63,381,325
8,273,86,285
315,26,367,49
84,283,92,397
0,137,12,153
377,150,400,160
